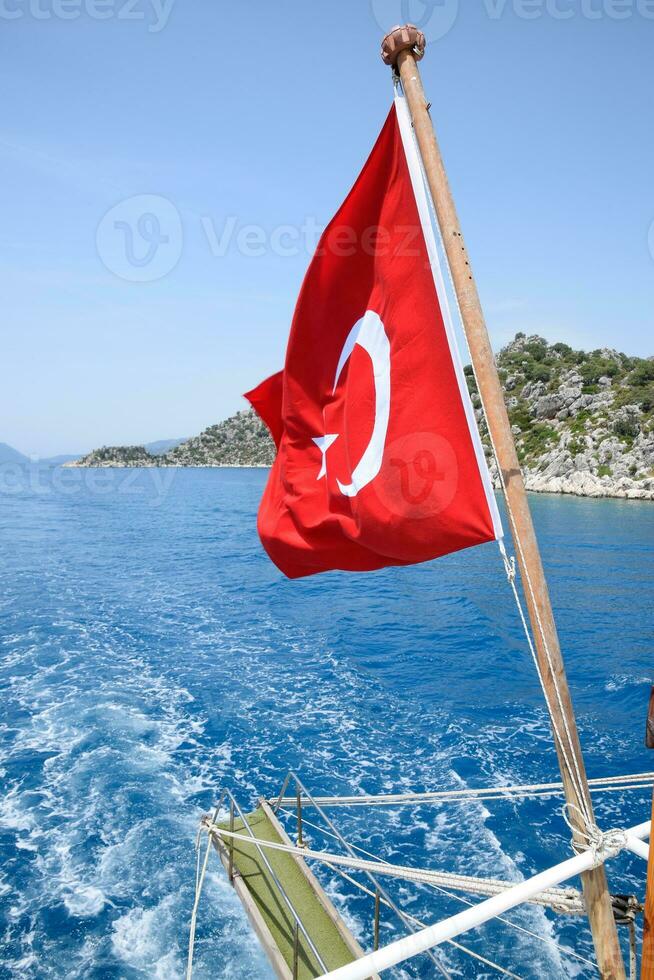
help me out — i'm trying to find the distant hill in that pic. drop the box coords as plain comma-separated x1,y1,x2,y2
144,438,186,455
68,334,654,500
0,446,82,466
69,445,162,467
163,413,271,466
70,411,272,469
12,440,186,467
0,443,29,465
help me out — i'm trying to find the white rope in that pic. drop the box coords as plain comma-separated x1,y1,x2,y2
278,807,599,972
497,537,593,831
207,822,587,913
561,803,628,866
190,811,577,979
186,821,215,980
274,772,654,808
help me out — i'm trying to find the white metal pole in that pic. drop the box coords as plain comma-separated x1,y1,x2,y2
628,821,652,838
319,821,651,980
625,836,650,861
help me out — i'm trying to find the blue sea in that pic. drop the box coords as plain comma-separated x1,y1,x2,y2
1,466,653,979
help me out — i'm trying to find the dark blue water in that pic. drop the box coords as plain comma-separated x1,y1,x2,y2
1,467,653,979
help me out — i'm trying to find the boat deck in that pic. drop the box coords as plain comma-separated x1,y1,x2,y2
211,799,373,979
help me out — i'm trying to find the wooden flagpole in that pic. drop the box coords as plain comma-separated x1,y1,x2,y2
380,25,625,979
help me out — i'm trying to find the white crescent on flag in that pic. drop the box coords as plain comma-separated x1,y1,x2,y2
313,310,391,498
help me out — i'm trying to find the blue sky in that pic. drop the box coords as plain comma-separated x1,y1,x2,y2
1,0,652,456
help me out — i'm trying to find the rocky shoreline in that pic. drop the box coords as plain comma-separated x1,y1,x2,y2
521,470,651,501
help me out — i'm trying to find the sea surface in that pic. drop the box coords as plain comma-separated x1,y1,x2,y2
1,466,653,979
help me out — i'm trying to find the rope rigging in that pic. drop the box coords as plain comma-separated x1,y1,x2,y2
205,820,592,914
186,807,517,980
321,860,524,979
273,771,654,809
188,806,526,980
284,806,595,970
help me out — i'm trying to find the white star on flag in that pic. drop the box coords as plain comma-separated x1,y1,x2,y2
312,433,339,480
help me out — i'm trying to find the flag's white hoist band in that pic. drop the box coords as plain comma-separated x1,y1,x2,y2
394,89,503,542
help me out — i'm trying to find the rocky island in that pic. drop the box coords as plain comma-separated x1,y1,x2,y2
70,409,274,469
70,334,654,501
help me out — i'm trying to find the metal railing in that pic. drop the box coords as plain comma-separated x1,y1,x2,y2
208,785,328,977
271,771,450,977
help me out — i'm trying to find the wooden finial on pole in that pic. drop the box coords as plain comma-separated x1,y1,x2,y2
380,24,425,66
384,30,626,980
641,688,654,979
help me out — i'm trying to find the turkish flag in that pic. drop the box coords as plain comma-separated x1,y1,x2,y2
245,96,502,579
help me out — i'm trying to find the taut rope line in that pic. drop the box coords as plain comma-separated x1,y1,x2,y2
207,821,592,912
273,772,654,808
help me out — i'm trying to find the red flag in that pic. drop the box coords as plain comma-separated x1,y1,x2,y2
245,95,502,579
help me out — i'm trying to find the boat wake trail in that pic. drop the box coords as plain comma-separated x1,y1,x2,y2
1,471,651,978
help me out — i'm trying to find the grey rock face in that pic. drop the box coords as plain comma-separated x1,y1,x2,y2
613,405,642,438
534,394,564,419
497,334,653,501
522,380,547,401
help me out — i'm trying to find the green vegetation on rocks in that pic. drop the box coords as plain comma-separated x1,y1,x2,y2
477,333,654,500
